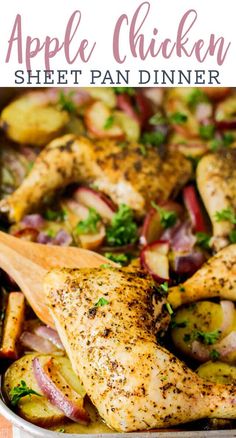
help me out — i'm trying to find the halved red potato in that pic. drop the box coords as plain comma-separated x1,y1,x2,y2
140,201,183,246
165,98,199,138
62,199,105,250
215,96,236,130
84,101,124,139
74,187,116,222
141,241,170,282
113,110,140,142
183,185,207,233
33,356,89,424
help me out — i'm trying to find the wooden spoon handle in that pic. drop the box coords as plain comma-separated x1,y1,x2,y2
0,242,54,327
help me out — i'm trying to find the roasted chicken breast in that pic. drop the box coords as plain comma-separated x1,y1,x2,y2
0,134,192,222
197,149,236,251
46,267,236,432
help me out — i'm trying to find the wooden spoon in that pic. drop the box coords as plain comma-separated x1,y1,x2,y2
0,231,112,327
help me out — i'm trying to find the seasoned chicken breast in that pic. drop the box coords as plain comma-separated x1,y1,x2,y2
168,244,236,308
0,134,192,222
46,267,236,432
197,149,236,251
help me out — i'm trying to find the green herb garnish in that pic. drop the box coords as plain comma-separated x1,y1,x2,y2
104,252,131,266
215,207,236,225
141,131,166,147
58,91,76,113
114,87,135,96
196,232,211,250
210,132,234,151
199,124,215,140
210,349,220,361
94,297,109,307
194,329,221,345
139,144,147,156
179,285,185,292
169,112,188,124
183,333,191,343
10,381,42,407
75,208,101,235
106,204,138,246
100,263,113,269
104,115,114,130
229,230,236,243
44,208,67,222
149,112,166,125
186,89,209,109
165,302,174,315
151,201,177,229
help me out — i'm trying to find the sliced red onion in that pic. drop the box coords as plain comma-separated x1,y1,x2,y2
172,250,205,275
35,326,64,350
37,231,53,245
216,331,236,357
22,214,45,229
20,332,58,354
162,220,196,253
192,341,210,362
219,301,235,336
195,103,213,122
53,229,73,247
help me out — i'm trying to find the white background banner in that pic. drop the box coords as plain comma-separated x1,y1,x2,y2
0,0,235,86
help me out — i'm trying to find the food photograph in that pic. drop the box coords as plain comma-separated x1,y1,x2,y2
0,86,236,437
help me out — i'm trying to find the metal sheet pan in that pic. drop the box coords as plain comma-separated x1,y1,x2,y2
1,397,236,438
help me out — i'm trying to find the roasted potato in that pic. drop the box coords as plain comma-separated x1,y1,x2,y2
196,361,236,385
3,353,66,427
1,93,69,146
171,301,236,361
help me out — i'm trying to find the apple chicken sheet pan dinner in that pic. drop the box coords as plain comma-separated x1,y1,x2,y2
0,86,236,434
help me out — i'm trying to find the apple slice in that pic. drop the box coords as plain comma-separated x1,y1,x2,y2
141,241,170,282
113,110,140,142
140,201,183,246
183,185,207,233
74,187,116,222
33,356,89,424
84,101,124,139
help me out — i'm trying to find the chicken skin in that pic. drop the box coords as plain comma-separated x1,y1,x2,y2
45,266,236,432
168,244,236,308
197,149,236,251
0,134,192,222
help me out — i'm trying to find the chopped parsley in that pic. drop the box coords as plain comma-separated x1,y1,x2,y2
229,230,236,243
149,112,166,125
10,381,42,407
159,282,169,295
106,204,138,246
104,252,131,266
215,207,236,225
104,115,114,130
194,329,221,345
210,349,220,361
171,320,188,329
75,208,101,235
210,132,234,151
58,91,76,113
165,302,174,315
151,201,177,229
94,297,109,307
141,131,166,147
169,112,188,125
199,124,215,140
44,208,67,222
196,232,211,250
183,333,191,343
114,87,135,96
179,285,185,292
186,89,209,109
